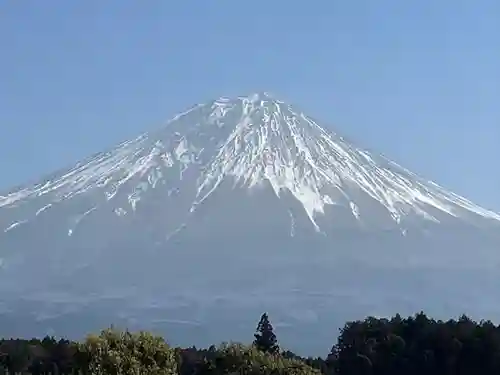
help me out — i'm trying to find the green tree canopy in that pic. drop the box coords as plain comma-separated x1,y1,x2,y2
77,327,178,375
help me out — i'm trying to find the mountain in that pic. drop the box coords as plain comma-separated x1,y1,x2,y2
1,92,499,354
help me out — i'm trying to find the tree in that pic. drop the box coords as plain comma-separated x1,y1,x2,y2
253,313,279,355
202,343,320,375
77,327,178,375
0,340,32,374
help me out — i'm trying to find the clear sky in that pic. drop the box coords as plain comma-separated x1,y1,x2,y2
1,1,499,211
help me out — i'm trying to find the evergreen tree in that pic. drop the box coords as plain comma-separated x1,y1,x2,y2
253,313,279,354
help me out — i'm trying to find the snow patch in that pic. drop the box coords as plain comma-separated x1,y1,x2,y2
67,207,97,235
350,202,360,220
288,210,296,237
114,208,127,216
35,204,52,216
4,220,27,233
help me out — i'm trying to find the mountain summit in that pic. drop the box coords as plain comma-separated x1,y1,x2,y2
1,92,499,354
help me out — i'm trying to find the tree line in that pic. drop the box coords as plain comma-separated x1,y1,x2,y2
2,312,500,374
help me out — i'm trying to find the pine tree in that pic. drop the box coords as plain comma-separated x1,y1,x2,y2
253,313,279,354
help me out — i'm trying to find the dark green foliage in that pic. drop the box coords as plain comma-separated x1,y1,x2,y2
330,312,500,375
0,336,77,375
4,312,500,374
0,339,33,374
253,313,279,355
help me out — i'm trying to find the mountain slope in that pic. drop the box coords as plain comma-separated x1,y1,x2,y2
1,92,499,354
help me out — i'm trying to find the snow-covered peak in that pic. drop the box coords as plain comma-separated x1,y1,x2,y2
1,93,499,234
191,94,500,227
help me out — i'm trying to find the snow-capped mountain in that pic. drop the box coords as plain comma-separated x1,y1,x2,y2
1,92,499,354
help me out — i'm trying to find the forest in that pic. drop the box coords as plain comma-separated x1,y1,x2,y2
1,312,500,374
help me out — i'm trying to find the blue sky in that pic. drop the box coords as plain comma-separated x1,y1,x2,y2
1,1,499,211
